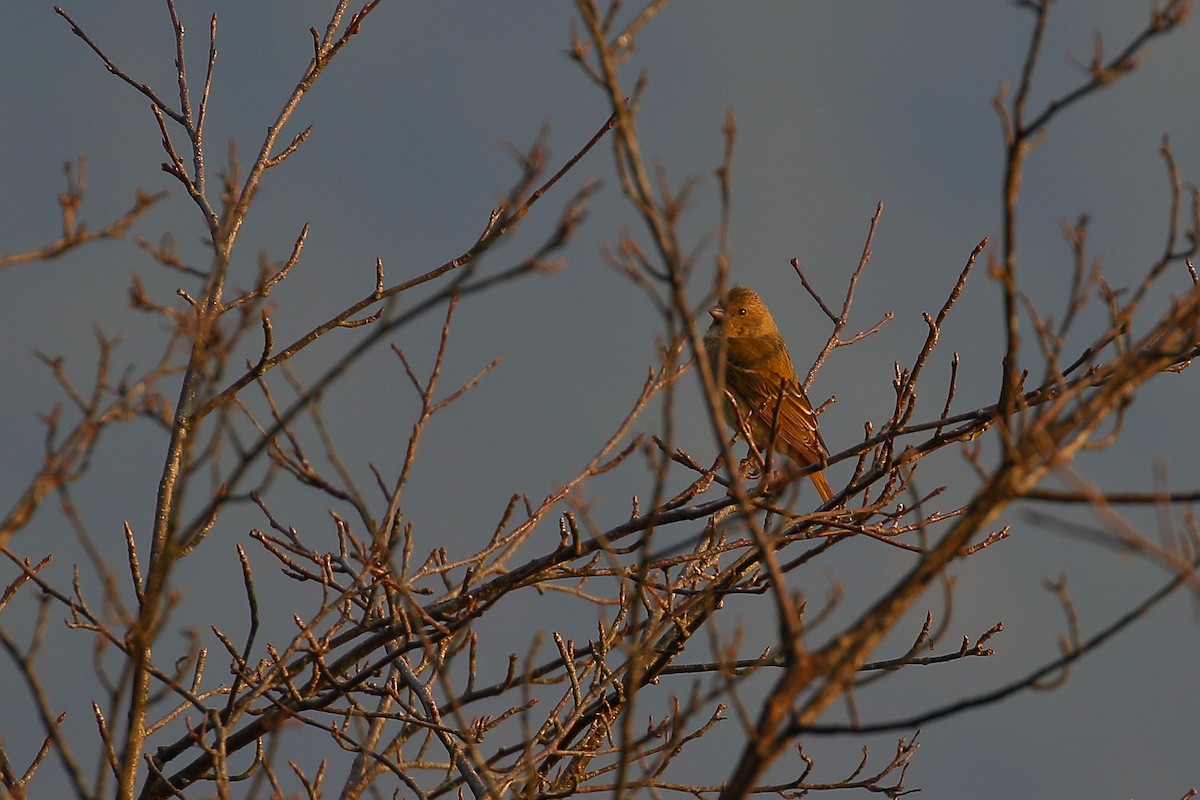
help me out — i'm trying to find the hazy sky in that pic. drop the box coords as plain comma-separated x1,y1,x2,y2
2,2,1199,797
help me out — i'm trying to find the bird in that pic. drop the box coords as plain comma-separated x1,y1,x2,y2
703,285,834,503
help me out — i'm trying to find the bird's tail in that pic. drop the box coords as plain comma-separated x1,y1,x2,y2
810,469,834,504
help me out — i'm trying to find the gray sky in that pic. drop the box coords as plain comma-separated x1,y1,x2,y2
2,2,1199,797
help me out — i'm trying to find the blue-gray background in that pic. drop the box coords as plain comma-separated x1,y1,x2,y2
2,2,1198,797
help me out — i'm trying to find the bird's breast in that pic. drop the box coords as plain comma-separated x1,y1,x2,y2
725,334,787,370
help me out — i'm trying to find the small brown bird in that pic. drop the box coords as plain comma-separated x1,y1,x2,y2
703,286,834,502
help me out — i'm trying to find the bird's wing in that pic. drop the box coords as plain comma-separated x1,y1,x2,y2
726,362,829,465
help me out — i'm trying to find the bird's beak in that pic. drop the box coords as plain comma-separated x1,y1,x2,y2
708,304,724,322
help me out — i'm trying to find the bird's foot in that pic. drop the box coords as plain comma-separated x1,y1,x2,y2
737,456,762,481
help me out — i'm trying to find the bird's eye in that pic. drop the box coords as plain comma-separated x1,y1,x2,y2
737,307,748,316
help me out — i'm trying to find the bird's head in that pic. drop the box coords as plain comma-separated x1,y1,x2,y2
707,286,779,339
